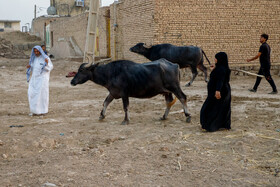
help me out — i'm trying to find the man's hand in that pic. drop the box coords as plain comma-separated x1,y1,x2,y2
247,52,261,62
45,58,49,64
215,91,221,99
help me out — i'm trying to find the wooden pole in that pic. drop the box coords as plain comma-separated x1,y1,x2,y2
34,5,37,19
83,0,99,64
231,69,265,78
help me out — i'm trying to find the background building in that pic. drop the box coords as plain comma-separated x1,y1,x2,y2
50,0,91,17
0,20,21,32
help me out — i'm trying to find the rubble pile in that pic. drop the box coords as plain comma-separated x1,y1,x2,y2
0,31,42,45
0,37,28,59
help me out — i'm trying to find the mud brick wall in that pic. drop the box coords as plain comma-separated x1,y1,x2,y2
98,7,110,58
113,0,280,65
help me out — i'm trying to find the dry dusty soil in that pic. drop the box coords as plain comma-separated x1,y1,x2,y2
0,58,279,187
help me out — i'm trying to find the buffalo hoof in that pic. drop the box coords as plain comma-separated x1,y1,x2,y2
185,83,191,87
186,116,191,123
99,115,105,120
160,116,167,120
121,120,129,125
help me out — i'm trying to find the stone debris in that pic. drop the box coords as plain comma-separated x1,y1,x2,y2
0,37,28,59
2,154,8,159
41,182,56,187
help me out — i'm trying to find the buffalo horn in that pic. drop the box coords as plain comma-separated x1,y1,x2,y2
83,56,94,68
143,43,152,48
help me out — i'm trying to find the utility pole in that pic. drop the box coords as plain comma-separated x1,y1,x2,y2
83,0,100,63
34,5,37,18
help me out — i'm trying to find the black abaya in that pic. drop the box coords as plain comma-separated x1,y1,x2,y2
200,53,231,132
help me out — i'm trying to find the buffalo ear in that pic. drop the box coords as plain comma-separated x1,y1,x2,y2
89,63,100,71
79,63,88,71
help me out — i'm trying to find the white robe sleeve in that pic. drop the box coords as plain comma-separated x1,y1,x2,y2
44,58,53,72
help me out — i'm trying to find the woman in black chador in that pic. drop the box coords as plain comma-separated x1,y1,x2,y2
200,52,231,132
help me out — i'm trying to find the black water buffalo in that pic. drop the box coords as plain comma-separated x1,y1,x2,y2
129,43,211,86
71,59,191,125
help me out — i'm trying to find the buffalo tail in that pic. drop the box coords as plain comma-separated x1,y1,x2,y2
202,50,211,65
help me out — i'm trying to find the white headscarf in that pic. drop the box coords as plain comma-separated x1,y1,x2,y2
26,46,49,82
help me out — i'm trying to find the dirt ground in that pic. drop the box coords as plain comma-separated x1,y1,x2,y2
0,58,279,187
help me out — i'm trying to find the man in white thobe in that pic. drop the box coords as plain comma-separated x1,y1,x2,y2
26,46,53,115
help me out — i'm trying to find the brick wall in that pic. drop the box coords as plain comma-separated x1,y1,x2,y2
110,0,279,65
153,0,280,64
98,7,110,58
110,0,155,61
